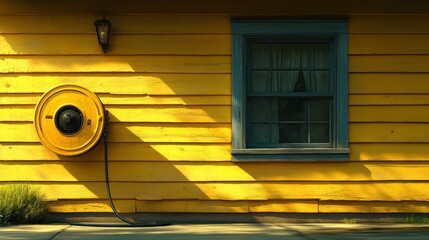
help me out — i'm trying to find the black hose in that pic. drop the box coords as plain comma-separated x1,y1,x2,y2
71,110,170,227
102,110,170,227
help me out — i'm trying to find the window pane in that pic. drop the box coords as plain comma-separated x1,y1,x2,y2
278,98,308,121
311,71,330,92
249,97,271,122
272,71,309,93
310,99,330,122
273,71,293,92
309,43,330,69
310,124,330,143
251,43,270,69
250,71,270,92
294,70,309,92
272,43,307,69
245,39,335,148
278,124,308,143
249,124,270,144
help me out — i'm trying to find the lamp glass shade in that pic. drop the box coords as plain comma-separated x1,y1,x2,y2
94,18,111,52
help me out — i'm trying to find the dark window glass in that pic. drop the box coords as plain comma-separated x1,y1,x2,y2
247,41,332,146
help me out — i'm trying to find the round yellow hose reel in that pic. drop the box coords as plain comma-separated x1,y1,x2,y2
34,84,105,156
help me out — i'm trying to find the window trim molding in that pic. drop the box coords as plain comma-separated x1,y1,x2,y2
231,19,349,161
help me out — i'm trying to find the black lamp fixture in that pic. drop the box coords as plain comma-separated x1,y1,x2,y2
94,17,112,53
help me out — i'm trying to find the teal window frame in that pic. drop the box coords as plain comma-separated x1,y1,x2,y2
231,19,349,161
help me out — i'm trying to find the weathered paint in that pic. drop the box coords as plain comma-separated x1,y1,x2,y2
0,106,232,123
0,74,232,95
49,200,320,213
3,162,429,182
13,182,429,201
0,123,231,143
1,1,429,214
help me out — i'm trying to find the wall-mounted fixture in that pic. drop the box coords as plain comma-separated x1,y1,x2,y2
94,17,112,53
34,84,106,156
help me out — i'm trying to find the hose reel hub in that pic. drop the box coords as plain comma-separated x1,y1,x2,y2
34,84,105,156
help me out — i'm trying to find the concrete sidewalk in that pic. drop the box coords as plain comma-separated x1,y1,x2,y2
2,223,429,240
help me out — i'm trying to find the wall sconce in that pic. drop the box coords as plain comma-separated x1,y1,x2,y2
94,17,112,53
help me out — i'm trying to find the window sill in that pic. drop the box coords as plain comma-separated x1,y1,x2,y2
231,148,350,162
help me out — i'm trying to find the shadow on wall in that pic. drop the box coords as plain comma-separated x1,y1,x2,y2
0,73,234,213
0,15,420,216
1,74,405,215
0,14,235,215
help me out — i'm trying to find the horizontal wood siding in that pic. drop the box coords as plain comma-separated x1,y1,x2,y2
8,182,429,201
1,9,429,214
0,14,234,213
3,162,429,182
348,14,429,166
345,14,429,213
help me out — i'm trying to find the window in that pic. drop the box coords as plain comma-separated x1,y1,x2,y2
231,20,349,161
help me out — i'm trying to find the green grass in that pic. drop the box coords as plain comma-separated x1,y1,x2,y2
0,184,49,226
394,214,429,224
342,218,357,224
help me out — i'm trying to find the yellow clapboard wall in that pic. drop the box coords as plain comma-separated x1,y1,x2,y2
1,10,429,214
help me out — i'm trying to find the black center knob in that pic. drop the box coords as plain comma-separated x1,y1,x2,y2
55,105,83,135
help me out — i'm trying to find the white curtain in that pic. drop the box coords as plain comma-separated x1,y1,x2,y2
249,43,330,144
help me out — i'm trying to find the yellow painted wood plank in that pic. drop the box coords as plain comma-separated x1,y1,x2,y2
0,163,101,182
350,143,429,161
349,73,429,94
350,106,429,122
0,123,39,142
0,105,231,123
349,15,429,33
0,123,231,143
42,199,429,213
168,161,411,182
0,143,232,161
136,200,318,213
112,15,230,34
108,106,231,123
3,56,229,74
249,200,318,213
7,182,429,201
0,34,231,55
320,201,429,213
349,34,429,54
49,199,319,213
0,106,34,122
49,200,135,213
0,56,231,73
0,34,99,55
350,55,429,73
350,123,429,143
0,94,40,105
349,95,429,106
117,182,429,201
0,74,231,95
136,200,248,213
108,123,231,143
0,15,231,34
0,94,231,106
100,95,232,106
4,162,429,182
